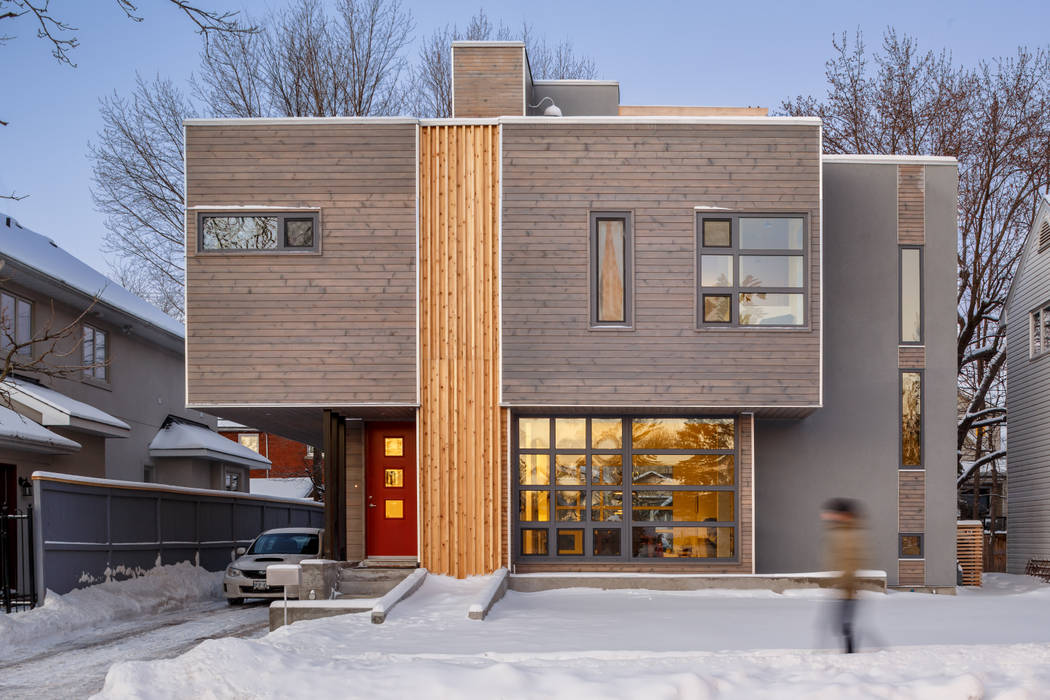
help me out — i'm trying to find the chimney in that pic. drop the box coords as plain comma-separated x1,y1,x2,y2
451,41,530,118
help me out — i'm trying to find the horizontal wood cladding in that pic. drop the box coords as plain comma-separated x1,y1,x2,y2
418,125,503,577
184,123,417,406
898,346,926,369
500,123,822,407
453,45,524,118
898,165,925,244
898,559,925,586
899,470,926,532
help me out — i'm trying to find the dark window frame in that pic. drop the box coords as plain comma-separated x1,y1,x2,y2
589,211,634,329
899,369,924,469
696,213,809,329
196,211,321,253
899,245,924,345
0,289,33,355
898,533,924,559
513,415,740,564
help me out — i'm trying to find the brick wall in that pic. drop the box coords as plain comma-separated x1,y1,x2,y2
219,431,315,479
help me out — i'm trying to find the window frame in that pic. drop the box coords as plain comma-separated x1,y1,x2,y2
1029,302,1050,360
899,246,924,345
898,533,924,559
696,213,809,329
589,211,634,329
0,290,33,355
899,369,924,469
196,210,321,254
513,415,740,564
82,324,109,384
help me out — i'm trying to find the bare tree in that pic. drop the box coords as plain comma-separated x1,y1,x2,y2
89,75,192,318
781,30,1050,510
412,9,599,118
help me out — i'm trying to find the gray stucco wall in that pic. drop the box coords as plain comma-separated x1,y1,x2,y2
1005,200,1050,573
756,162,957,586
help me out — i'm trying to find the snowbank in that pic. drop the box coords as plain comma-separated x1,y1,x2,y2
0,562,221,653
97,573,1050,698
250,477,314,500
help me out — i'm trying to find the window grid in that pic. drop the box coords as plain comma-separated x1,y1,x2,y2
0,291,32,355
515,416,739,563
697,214,807,328
82,325,108,382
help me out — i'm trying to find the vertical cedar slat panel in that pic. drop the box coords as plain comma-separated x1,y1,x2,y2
419,124,502,577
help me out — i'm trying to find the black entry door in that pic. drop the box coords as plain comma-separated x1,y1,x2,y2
1,464,16,585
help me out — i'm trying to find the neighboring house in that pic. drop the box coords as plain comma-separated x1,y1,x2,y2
1003,193,1050,573
218,419,316,479
0,213,269,510
183,41,958,587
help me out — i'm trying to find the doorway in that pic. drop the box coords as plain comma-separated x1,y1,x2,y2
364,422,417,558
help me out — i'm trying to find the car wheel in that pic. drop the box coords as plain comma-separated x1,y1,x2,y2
227,597,244,606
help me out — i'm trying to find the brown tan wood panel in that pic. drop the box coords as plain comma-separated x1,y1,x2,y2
898,346,926,369
898,165,925,244
898,560,926,586
957,522,983,586
501,123,822,407
418,125,503,577
184,123,417,406
899,470,926,531
452,45,524,118
737,413,755,573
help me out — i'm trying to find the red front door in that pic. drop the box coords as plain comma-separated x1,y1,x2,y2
365,422,417,557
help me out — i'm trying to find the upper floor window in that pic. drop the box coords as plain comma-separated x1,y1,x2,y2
198,212,319,252
900,247,923,344
0,291,32,354
238,433,260,453
590,212,632,327
1030,303,1050,358
698,215,806,327
82,325,108,381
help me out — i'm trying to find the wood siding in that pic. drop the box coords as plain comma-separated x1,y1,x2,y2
898,559,925,586
418,125,503,576
898,346,926,369
1005,202,1050,573
452,45,524,118
184,123,417,407
501,123,821,407
899,470,926,532
898,165,925,245
345,419,365,560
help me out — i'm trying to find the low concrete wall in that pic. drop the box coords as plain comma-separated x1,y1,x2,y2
509,572,888,594
32,471,323,598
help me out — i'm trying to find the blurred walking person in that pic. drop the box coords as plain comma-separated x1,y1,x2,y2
822,498,866,653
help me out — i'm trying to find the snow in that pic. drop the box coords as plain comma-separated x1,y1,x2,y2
0,403,80,452
149,420,272,468
0,562,220,657
4,377,131,431
97,573,1050,698
372,568,427,617
250,477,314,500
0,213,183,338
468,567,508,615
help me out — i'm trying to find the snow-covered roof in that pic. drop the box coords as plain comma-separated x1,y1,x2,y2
217,418,251,431
250,477,314,500
4,378,131,437
0,404,80,454
0,213,183,338
149,420,271,469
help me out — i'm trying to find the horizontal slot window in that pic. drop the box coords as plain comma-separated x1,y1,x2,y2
199,212,319,252
633,526,735,559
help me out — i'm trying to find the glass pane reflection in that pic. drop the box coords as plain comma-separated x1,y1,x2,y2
631,491,734,522
739,293,804,326
591,454,623,485
591,491,623,521
519,491,550,522
556,491,585,521
593,528,621,556
591,419,622,449
555,418,586,449
631,418,734,450
557,529,584,555
632,454,734,486
701,255,733,287
632,526,734,558
902,372,922,466
519,418,550,449
519,455,550,485
521,529,548,555
555,454,586,485
739,217,803,250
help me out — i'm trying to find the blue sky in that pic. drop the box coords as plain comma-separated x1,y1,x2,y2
2,0,1048,274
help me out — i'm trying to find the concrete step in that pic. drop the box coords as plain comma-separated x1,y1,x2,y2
336,567,412,597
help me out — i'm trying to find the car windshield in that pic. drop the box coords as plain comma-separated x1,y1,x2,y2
247,533,319,555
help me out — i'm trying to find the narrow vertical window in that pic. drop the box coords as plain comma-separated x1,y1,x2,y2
1030,305,1050,358
900,247,923,344
901,371,922,467
83,325,108,381
591,213,631,326
1,291,33,353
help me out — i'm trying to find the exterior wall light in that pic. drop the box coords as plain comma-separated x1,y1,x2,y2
530,96,563,117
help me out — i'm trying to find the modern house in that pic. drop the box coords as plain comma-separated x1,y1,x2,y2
1004,193,1050,574
183,41,958,587
0,213,269,513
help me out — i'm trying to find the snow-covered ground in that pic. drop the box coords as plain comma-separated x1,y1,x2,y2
0,563,269,698
98,573,1050,699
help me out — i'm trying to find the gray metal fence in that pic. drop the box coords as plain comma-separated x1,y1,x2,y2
32,472,323,598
